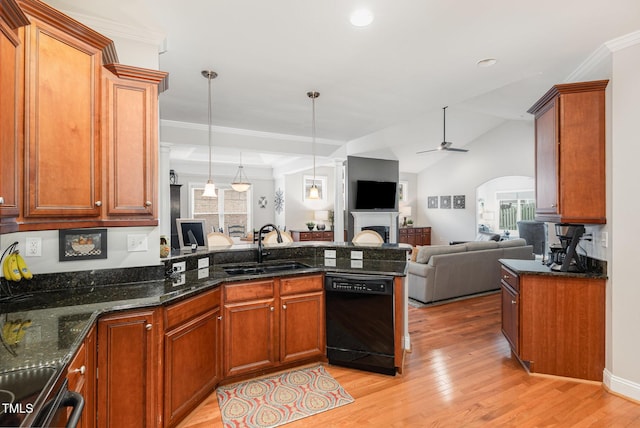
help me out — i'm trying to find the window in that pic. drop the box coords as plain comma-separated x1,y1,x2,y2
497,191,535,231
191,185,250,235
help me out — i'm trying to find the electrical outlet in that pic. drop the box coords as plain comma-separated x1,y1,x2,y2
324,249,337,259
25,237,42,257
127,234,148,252
172,261,186,273
601,232,608,248
198,257,209,269
350,250,363,260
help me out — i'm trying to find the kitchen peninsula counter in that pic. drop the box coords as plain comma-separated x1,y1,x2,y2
0,242,410,425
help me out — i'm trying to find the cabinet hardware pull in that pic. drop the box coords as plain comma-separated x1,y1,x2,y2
95,201,102,207
145,323,152,330
145,201,152,206
511,300,517,305
71,365,86,375
551,204,557,208
270,306,274,312
217,316,222,320
282,304,287,310
503,275,510,279
0,196,4,204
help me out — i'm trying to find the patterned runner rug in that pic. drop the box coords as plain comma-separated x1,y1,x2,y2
216,365,354,428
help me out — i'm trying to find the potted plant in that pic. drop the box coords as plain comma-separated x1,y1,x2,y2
306,221,315,231
406,219,414,227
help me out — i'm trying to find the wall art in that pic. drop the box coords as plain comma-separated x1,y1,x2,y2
440,195,452,209
59,228,107,261
427,196,438,209
453,195,466,209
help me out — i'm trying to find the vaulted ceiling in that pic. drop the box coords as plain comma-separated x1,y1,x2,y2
45,0,640,174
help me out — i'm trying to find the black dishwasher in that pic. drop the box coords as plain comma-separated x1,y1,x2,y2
325,273,395,375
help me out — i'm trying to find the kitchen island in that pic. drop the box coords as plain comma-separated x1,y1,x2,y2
0,242,410,427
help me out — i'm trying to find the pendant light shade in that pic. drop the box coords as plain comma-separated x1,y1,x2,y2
231,152,251,192
307,91,320,200
202,70,218,198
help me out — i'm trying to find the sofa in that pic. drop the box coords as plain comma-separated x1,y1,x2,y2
408,239,534,304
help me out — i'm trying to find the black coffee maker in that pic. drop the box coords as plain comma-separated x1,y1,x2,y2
549,223,586,272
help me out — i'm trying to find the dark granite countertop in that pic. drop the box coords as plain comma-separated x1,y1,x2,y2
499,258,607,279
0,254,407,373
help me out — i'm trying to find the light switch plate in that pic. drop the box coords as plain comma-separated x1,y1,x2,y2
127,234,148,252
324,249,337,259
324,258,337,267
350,250,363,260
351,260,363,269
197,268,209,279
198,257,209,269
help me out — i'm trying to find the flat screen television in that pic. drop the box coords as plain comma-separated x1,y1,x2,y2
355,180,397,209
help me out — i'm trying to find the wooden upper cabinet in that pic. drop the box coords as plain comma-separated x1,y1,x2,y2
18,2,112,226
102,64,167,223
0,2,29,234
528,80,608,224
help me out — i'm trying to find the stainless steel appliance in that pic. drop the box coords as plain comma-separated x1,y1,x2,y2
549,223,586,272
325,273,395,375
0,367,84,427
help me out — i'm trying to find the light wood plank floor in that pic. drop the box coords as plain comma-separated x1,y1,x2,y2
178,293,640,427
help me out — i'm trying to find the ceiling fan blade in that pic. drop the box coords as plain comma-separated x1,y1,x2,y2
416,148,439,154
445,147,469,152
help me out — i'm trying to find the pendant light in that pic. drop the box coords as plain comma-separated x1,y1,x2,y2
307,91,320,200
202,70,218,198
231,152,251,192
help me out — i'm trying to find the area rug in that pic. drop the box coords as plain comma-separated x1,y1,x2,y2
216,365,354,428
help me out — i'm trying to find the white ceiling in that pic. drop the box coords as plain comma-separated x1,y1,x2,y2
44,0,640,174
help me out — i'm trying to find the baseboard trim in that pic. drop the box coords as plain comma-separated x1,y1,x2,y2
603,369,640,403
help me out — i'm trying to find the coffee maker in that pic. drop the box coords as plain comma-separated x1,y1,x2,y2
549,223,586,272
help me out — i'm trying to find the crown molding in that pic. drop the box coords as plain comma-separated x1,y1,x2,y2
605,30,640,52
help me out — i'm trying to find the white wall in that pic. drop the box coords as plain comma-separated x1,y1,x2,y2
417,120,535,245
606,42,640,400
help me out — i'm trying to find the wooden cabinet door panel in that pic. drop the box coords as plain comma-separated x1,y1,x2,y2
534,100,559,217
23,19,101,218
97,309,159,428
164,306,220,427
67,325,95,428
500,283,519,356
0,25,23,232
280,291,325,364
223,298,277,377
103,71,156,218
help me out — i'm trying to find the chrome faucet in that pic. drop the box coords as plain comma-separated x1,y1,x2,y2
257,224,283,263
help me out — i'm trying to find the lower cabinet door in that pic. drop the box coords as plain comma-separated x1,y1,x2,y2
280,291,325,364
223,298,277,377
501,283,519,355
97,309,160,428
164,307,221,427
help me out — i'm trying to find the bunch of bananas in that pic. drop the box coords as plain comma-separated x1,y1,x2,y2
2,249,32,281
2,319,32,347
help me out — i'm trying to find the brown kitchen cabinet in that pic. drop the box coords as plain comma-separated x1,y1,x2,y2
399,227,431,246
97,308,162,428
66,325,96,428
527,80,608,224
0,4,27,234
19,3,108,225
163,288,222,428
222,274,325,379
500,264,605,381
102,64,167,224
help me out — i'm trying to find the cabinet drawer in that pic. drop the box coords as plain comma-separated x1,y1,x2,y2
280,274,323,295
225,279,275,303
500,266,519,292
165,287,221,330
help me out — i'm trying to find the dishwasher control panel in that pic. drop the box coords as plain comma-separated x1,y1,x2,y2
325,274,393,295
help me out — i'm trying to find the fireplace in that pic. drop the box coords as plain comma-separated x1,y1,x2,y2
362,226,389,243
351,211,399,243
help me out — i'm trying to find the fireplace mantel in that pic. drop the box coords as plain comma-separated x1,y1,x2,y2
351,211,399,243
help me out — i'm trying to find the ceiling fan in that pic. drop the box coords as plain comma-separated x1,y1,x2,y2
417,106,469,154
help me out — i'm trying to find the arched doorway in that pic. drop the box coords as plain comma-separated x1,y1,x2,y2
476,176,534,237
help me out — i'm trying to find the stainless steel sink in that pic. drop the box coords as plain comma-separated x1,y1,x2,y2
222,261,310,276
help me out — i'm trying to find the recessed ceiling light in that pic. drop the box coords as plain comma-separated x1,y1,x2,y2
477,58,498,67
350,9,374,27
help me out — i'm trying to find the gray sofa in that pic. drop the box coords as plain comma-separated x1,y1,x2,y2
408,239,534,304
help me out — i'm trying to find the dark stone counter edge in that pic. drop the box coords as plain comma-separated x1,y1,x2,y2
499,258,608,279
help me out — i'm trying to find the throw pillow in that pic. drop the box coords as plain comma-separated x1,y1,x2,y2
410,246,422,262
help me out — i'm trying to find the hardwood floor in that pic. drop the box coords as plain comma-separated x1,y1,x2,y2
177,293,640,427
